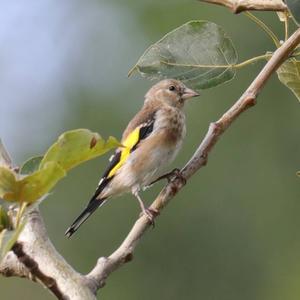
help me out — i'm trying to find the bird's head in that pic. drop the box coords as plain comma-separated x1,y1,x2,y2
145,79,199,109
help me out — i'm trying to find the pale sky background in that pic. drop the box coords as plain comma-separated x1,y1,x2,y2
0,0,144,160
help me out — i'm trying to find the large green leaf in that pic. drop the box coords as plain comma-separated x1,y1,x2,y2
129,21,238,90
0,162,65,203
277,58,300,102
0,129,119,204
0,167,18,201
18,162,65,203
286,0,300,26
40,129,120,171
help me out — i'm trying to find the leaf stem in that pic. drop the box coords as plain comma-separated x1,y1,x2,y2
284,11,289,41
15,202,27,229
160,53,272,69
234,53,272,68
244,11,281,47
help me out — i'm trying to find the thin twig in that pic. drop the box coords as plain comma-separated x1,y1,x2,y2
199,0,287,14
284,12,289,41
0,139,12,167
244,11,281,47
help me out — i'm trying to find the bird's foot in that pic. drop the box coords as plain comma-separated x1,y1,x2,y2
169,168,187,185
140,207,160,227
146,168,186,188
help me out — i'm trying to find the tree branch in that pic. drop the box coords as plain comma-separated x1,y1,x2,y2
86,27,300,290
2,208,97,300
1,24,300,300
199,0,287,13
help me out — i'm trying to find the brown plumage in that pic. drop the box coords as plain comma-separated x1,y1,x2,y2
65,79,199,237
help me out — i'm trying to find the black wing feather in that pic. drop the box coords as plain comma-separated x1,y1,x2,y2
130,119,155,153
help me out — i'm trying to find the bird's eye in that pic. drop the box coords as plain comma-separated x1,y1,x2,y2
169,85,176,91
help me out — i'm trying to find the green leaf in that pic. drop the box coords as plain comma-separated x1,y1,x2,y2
0,206,11,232
0,167,18,201
129,21,238,90
39,129,120,171
0,162,65,203
276,58,300,102
20,156,43,175
286,0,300,26
18,162,66,203
0,222,25,262
0,129,119,204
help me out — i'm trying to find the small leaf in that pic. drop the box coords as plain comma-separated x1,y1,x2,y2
18,162,66,203
297,171,300,176
39,129,120,171
129,21,238,90
0,167,18,201
276,58,300,101
0,206,11,231
286,0,300,26
20,156,43,175
0,222,25,262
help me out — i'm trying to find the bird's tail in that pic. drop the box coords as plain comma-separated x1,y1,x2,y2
65,197,107,238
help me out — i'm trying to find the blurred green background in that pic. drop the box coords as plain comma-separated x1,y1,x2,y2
1,1,300,299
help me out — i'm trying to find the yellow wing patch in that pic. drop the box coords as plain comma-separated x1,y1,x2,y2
107,127,140,178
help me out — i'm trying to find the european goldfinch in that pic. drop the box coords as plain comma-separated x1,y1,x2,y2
65,79,199,237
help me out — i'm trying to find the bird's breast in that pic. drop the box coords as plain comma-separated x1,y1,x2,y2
154,107,186,146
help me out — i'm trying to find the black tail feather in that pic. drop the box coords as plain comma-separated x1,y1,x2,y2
65,197,106,238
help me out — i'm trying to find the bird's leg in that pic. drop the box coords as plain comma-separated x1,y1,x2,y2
132,190,159,225
146,168,186,188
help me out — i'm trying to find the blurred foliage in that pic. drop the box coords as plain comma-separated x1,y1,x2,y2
277,58,300,102
20,156,43,175
0,129,119,262
0,206,11,232
286,0,300,26
0,222,25,262
1,1,300,300
0,129,118,204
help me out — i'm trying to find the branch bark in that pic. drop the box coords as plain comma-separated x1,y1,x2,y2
199,0,287,13
1,207,97,300
1,21,300,300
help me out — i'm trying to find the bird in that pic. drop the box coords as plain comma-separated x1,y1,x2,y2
65,79,199,237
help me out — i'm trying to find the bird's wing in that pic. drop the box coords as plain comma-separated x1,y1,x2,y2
93,110,156,198
65,110,156,237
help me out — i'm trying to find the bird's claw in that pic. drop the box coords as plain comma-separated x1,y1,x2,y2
146,168,186,188
169,168,187,185
140,207,159,227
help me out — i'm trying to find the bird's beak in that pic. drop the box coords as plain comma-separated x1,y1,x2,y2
182,87,200,100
